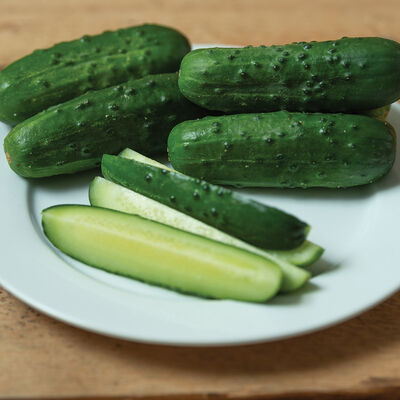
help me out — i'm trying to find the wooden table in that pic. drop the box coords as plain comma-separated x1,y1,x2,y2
1,1,400,399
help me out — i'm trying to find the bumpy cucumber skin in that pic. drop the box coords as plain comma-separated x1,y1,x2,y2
101,154,309,250
168,112,396,188
0,24,190,125
178,38,400,113
4,74,205,178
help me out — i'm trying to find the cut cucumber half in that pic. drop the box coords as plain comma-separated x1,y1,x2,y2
119,148,324,267
89,177,310,293
42,205,282,302
119,148,174,171
271,241,324,268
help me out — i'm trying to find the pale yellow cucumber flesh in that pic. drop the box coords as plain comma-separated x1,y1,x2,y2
42,205,282,302
119,148,174,171
89,177,310,293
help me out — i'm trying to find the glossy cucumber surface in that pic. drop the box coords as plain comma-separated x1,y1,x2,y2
0,24,191,125
178,37,400,113
168,112,396,188
4,73,205,178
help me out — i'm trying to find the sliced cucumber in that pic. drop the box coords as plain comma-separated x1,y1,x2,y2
119,148,324,267
119,148,174,171
42,205,282,302
271,242,324,268
89,177,310,292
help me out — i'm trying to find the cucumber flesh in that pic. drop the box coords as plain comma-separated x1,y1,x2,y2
271,242,324,268
118,148,323,267
89,177,310,292
42,205,282,302
119,148,174,171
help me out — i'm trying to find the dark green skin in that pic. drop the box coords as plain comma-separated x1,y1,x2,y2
0,24,190,125
4,73,205,178
178,37,400,113
168,112,396,188
101,154,309,250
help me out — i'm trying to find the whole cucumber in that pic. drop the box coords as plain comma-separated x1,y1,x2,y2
168,112,396,188
4,73,205,178
101,154,309,250
178,37,400,113
0,24,190,125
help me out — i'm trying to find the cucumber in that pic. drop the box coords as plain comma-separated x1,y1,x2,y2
89,177,310,293
4,73,205,178
120,148,173,170
101,154,309,250
271,241,324,268
118,147,323,267
42,205,282,302
0,24,190,125
168,112,396,188
178,37,400,113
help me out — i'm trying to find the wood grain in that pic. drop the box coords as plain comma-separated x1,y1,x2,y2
0,0,399,67
0,0,400,399
1,287,400,399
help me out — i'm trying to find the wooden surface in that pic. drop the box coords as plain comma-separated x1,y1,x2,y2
1,0,400,399
1,288,400,399
1,0,400,66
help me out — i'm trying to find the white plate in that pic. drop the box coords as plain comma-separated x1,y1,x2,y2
1,50,400,346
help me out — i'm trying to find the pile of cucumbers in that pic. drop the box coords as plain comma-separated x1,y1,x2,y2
3,24,400,302
172,38,399,188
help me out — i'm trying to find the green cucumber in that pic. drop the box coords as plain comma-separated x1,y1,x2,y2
101,154,309,250
42,205,282,302
0,24,190,125
168,112,396,188
4,73,205,178
119,147,323,267
178,37,400,113
89,177,310,293
272,241,324,268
